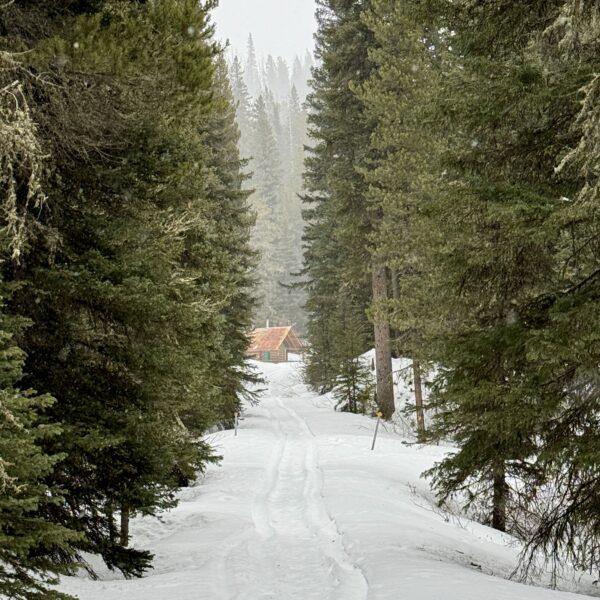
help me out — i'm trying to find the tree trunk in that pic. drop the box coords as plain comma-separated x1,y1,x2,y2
389,268,400,357
120,504,130,547
413,360,426,441
492,460,508,532
107,501,116,544
372,264,395,419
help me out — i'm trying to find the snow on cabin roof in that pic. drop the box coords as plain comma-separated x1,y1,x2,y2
248,326,303,353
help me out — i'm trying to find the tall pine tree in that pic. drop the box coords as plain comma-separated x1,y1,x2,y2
302,0,394,416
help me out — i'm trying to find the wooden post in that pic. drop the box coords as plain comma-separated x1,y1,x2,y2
413,360,426,441
371,412,383,451
234,412,239,437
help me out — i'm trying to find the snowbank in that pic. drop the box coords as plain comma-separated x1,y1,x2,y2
57,361,597,600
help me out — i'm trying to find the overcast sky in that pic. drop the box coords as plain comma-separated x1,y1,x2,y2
212,0,317,63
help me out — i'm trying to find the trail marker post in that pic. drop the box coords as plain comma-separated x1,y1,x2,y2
371,412,383,451
234,412,239,437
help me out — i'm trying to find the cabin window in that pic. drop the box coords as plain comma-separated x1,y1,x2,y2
263,351,271,361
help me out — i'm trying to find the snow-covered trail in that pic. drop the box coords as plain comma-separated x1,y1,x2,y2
225,394,368,599
59,362,597,600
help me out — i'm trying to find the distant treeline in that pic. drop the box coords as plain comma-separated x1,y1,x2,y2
229,35,313,332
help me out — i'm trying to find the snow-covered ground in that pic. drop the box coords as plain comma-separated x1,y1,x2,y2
58,361,597,599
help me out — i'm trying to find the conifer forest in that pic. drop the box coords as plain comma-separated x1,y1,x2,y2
1,1,600,599
228,36,312,331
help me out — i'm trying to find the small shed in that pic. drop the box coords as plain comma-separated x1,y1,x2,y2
247,326,304,363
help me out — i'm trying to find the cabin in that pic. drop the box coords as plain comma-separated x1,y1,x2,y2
247,326,304,363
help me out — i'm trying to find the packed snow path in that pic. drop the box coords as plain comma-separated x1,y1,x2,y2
226,395,368,599
59,362,596,600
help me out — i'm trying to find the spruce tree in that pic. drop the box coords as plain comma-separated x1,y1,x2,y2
229,50,309,331
417,0,563,533
303,51,314,84
248,94,286,326
245,34,261,98
331,294,374,414
513,1,600,574
291,57,307,99
229,55,253,159
1,0,257,578
369,0,598,540
0,289,78,600
190,55,258,424
276,57,290,99
360,0,444,434
302,0,394,416
288,86,308,197
265,55,278,96
0,45,79,599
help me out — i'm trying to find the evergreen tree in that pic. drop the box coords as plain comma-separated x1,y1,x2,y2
0,44,78,599
513,1,600,573
361,0,600,545
276,56,290,99
265,55,278,97
228,48,309,332
291,56,307,99
331,294,374,414
245,34,261,97
229,55,253,158
302,0,394,417
410,0,562,533
288,86,308,194
1,0,256,579
360,0,443,434
303,50,314,84
192,55,258,425
0,289,78,600
419,0,600,537
264,89,287,163
248,94,286,326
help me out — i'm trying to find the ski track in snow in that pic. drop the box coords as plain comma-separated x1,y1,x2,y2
57,362,598,600
231,391,368,600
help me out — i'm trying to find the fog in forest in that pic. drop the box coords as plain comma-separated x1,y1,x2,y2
213,0,317,62
213,4,318,332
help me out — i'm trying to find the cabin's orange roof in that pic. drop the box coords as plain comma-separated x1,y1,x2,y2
248,326,303,353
